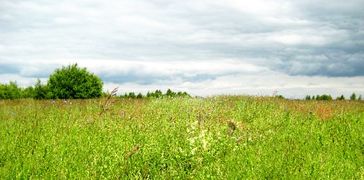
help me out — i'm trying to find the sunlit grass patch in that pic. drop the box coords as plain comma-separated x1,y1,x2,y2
0,97,363,178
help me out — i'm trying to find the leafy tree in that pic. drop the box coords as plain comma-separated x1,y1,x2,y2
136,93,143,99
0,84,5,99
315,95,320,100
147,90,163,98
350,93,356,101
183,92,190,97
316,94,332,101
9,81,21,99
21,86,35,98
155,90,163,98
324,95,333,100
0,81,22,99
358,95,362,101
166,89,176,97
120,93,128,98
144,89,190,98
34,79,51,99
177,91,190,97
336,95,345,100
47,64,103,99
305,95,311,100
128,92,136,98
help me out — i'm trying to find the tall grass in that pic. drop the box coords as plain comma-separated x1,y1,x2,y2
0,97,363,178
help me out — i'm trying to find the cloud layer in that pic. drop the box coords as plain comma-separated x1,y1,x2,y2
0,0,363,97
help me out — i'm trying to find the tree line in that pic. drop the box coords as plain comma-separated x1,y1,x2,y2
0,81,190,99
0,64,103,99
0,64,361,100
119,89,190,99
0,64,190,100
304,93,362,101
0,80,46,99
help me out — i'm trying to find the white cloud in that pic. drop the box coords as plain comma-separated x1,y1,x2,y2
270,34,326,46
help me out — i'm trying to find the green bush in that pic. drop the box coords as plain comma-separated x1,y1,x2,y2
120,89,191,99
128,92,136,98
146,89,190,98
315,94,333,101
350,93,356,100
34,79,52,99
21,86,36,98
166,89,176,97
0,81,22,99
336,95,345,100
0,81,38,99
305,95,311,100
47,64,103,99
147,90,163,98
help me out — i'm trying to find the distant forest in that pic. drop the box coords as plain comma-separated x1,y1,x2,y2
0,64,361,101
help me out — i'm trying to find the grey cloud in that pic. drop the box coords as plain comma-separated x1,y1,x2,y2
0,59,254,85
0,0,364,90
99,72,218,85
0,63,19,74
277,52,364,77
0,61,58,78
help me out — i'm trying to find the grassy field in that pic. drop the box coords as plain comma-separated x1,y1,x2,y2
0,97,363,179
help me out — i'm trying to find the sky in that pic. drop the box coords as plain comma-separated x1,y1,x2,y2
0,0,363,98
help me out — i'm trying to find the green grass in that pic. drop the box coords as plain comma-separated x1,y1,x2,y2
1,97,363,179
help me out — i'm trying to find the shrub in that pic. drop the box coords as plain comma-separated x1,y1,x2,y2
153,90,163,98
128,92,136,98
136,93,143,99
336,95,345,100
166,89,176,97
350,93,356,101
34,79,52,99
316,94,332,101
145,89,190,98
47,64,103,99
177,91,190,97
21,86,35,99
305,95,311,100
0,81,22,99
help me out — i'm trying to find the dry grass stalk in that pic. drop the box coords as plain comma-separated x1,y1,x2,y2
124,144,142,159
99,87,118,116
227,120,237,136
315,105,333,120
197,113,204,127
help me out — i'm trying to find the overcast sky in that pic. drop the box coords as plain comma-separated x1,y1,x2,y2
0,0,363,98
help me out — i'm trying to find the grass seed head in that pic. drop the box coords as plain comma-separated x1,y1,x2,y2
227,120,237,136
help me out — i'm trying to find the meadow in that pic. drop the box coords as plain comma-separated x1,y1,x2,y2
0,96,363,179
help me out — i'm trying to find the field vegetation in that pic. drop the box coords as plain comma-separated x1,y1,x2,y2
1,64,363,178
1,96,363,178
